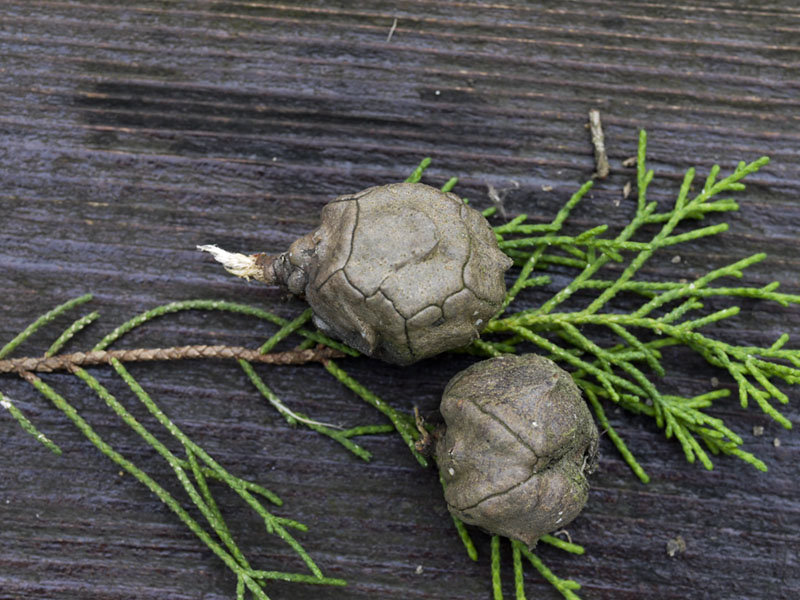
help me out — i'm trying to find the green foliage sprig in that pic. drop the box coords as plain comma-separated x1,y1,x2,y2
406,130,796,597
472,131,797,485
2,297,352,599
2,130,797,599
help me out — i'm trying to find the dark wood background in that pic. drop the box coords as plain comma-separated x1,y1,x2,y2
1,2,799,599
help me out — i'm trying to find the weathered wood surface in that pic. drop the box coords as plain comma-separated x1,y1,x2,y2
1,2,799,599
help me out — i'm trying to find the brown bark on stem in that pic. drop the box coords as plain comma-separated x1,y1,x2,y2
0,345,343,374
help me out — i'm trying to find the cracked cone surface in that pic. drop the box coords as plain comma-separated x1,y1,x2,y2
276,183,512,365
436,354,599,547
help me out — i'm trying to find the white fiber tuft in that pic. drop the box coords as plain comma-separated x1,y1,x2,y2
198,245,263,281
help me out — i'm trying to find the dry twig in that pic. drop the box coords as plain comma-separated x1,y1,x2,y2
0,345,343,374
588,109,610,179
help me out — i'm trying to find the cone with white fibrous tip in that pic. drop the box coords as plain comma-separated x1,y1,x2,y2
200,182,513,365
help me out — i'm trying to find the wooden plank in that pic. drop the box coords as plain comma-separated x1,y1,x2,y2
1,1,798,598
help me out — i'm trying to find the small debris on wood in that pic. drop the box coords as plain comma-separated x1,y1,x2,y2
413,406,437,455
487,183,506,220
622,156,637,168
541,185,553,192
671,255,682,264
622,180,632,200
753,425,765,436
588,109,610,179
415,565,424,575
710,377,719,388
552,529,573,544
773,437,781,448
666,535,687,557
387,18,398,42
487,181,520,221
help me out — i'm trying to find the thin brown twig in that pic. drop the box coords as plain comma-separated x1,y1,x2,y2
588,108,610,179
386,17,398,42
0,345,344,374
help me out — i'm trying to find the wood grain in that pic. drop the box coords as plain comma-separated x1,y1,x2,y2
1,1,798,599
